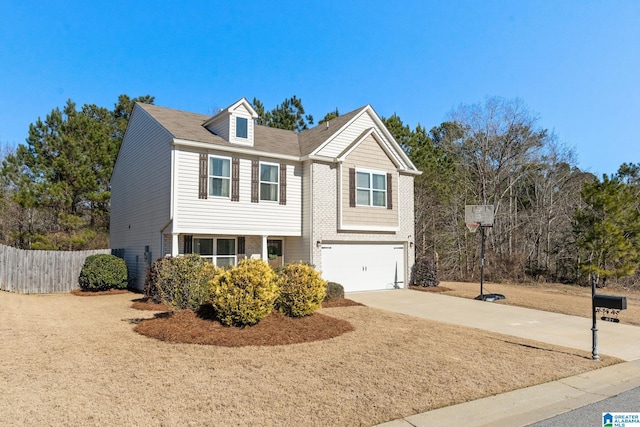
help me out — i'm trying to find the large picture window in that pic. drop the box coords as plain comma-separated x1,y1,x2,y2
193,237,237,267
356,170,387,207
209,156,230,197
260,163,279,202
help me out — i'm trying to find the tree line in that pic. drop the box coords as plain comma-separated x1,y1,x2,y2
1,95,639,287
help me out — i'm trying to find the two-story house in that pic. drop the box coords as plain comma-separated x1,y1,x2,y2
110,98,420,292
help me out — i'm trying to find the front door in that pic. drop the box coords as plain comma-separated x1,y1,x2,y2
267,239,283,269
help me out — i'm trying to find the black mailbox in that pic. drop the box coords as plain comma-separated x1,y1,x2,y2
594,294,627,310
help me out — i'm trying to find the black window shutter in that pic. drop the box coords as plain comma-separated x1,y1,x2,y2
198,153,208,199
237,236,245,255
387,173,393,210
251,159,259,203
184,235,193,254
279,164,287,205
349,168,356,207
231,157,240,202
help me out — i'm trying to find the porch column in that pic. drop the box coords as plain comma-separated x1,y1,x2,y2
261,235,268,261
171,233,179,257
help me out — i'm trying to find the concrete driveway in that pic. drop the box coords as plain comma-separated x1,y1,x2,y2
348,288,640,361
348,289,640,427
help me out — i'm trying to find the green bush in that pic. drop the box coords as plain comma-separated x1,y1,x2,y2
324,282,345,301
144,257,167,303
154,254,220,311
276,263,327,317
210,259,278,327
78,254,128,291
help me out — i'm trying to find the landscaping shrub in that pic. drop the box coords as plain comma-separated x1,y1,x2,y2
276,263,327,317
78,254,128,291
154,254,220,311
144,257,167,303
210,259,278,327
324,282,345,301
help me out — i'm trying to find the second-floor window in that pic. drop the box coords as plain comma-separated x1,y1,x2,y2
356,169,387,207
260,162,279,202
209,156,230,198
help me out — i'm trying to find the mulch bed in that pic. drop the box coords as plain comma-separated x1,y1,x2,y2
409,285,452,293
131,298,171,311
133,298,362,346
70,288,131,296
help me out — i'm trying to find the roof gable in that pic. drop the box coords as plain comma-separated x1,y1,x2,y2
203,98,258,126
337,128,401,169
304,105,417,172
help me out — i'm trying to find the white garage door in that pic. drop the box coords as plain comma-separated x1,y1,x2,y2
320,243,405,292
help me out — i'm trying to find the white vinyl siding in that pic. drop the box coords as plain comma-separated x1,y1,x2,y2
110,106,173,290
175,148,302,236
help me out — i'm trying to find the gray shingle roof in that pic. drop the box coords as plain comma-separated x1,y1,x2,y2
136,102,367,159
297,106,367,156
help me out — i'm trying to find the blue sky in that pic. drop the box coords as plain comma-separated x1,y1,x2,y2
1,0,639,176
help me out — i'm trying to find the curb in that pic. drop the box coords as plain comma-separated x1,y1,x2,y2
377,360,640,427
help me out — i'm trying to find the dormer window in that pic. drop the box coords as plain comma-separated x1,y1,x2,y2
202,98,258,146
236,117,248,139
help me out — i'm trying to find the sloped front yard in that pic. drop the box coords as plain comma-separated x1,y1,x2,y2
0,291,619,426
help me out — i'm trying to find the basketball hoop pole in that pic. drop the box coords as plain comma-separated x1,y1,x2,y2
465,205,495,301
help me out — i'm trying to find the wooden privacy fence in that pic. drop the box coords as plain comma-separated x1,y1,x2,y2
0,244,110,294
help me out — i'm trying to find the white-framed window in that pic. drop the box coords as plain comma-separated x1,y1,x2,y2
356,169,387,207
215,238,236,267
260,162,279,202
236,117,248,139
209,156,231,198
193,237,237,267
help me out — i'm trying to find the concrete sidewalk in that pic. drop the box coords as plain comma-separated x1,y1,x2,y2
347,289,640,427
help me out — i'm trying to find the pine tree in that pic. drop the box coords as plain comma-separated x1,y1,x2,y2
573,174,640,286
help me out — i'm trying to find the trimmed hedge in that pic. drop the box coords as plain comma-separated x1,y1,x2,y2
210,259,278,327
276,263,326,317
78,254,128,291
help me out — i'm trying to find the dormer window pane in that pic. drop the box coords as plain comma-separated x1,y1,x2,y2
236,117,248,139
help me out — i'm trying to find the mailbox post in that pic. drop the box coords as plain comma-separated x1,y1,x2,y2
591,274,628,360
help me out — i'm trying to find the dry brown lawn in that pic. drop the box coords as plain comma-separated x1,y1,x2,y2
435,281,640,326
0,289,621,426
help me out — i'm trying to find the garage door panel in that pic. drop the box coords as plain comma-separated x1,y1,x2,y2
321,244,404,292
